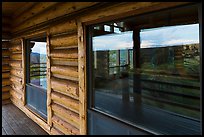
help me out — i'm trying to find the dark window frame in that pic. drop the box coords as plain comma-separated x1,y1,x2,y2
25,34,48,121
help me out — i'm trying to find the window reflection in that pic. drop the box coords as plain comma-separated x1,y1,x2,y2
29,41,47,89
91,21,200,134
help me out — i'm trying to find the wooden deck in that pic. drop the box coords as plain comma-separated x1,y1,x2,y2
2,103,48,135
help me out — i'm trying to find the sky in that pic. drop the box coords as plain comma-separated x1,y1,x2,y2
30,24,199,53
93,23,199,51
31,42,47,54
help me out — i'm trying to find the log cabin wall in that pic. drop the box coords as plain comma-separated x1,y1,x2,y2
9,39,24,106
2,41,11,105
49,20,80,135
7,2,192,135
2,16,12,105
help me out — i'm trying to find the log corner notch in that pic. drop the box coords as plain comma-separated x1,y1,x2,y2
77,20,87,135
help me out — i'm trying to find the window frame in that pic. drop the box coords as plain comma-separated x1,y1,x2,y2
24,33,48,121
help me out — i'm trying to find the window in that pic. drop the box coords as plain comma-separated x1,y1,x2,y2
88,4,201,135
26,36,47,120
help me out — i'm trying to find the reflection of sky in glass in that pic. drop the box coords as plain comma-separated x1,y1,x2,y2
32,42,47,54
93,24,199,51
140,24,199,48
93,31,133,51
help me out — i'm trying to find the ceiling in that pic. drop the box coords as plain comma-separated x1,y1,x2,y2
2,2,36,17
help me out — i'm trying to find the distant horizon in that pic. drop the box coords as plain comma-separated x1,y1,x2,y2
93,43,199,51
93,23,199,51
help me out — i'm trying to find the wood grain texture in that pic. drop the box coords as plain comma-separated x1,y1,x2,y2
52,103,80,128
51,77,79,99
52,115,79,135
50,49,78,59
51,92,79,113
77,21,87,135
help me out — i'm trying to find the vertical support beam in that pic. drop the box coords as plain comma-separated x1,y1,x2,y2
22,38,26,105
116,50,120,73
46,32,52,127
198,2,202,134
78,20,87,135
133,27,141,106
127,49,130,65
94,51,97,69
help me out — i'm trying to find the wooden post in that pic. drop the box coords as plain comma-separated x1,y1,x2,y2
133,27,141,106
21,38,26,105
78,20,87,135
47,32,52,127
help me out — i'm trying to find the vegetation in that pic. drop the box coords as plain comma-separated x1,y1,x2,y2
95,43,200,120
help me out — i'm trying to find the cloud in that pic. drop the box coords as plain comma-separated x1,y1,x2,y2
32,42,47,54
141,40,156,48
93,31,132,51
162,39,199,46
92,24,199,50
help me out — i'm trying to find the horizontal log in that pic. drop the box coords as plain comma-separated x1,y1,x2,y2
14,2,58,28
2,50,10,57
51,58,78,66
10,53,22,60
2,25,11,32
52,123,68,135
10,75,22,85
50,49,78,59
52,73,78,82
2,99,11,105
51,77,79,99
10,83,23,94
2,72,10,79
52,115,79,135
2,41,10,49
10,69,23,78
10,39,22,45
53,111,79,130
13,3,36,19
49,20,77,35
2,79,10,86
10,89,22,100
2,32,11,40
51,65,78,78
2,86,11,93
10,96,23,107
9,44,22,52
2,65,10,71
2,58,10,65
50,35,78,48
52,103,79,128
50,127,64,135
10,61,22,68
13,2,98,33
2,57,10,62
2,16,10,25
2,92,10,100
51,92,79,113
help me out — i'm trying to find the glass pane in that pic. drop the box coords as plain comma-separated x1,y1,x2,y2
139,24,200,119
91,18,200,134
104,25,111,32
29,40,47,89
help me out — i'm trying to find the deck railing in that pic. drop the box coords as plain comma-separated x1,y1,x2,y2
30,63,47,77
128,69,200,119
